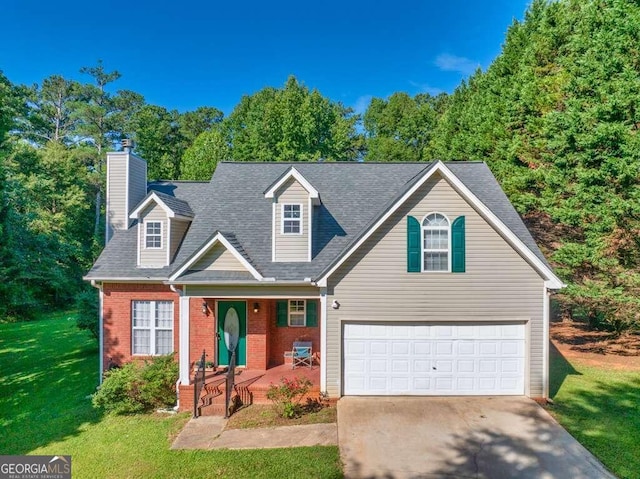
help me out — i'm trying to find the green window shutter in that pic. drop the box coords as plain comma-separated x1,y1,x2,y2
276,300,288,327
306,299,318,327
407,216,421,272
452,216,466,273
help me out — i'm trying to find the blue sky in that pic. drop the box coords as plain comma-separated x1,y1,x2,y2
1,0,531,115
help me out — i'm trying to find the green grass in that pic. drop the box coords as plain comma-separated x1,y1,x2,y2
548,344,640,479
0,313,342,478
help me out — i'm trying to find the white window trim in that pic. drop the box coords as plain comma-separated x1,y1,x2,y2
145,221,163,249
288,299,306,327
421,212,451,273
281,203,303,235
132,300,174,356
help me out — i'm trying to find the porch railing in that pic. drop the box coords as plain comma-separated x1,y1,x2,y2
193,350,206,419
224,350,236,418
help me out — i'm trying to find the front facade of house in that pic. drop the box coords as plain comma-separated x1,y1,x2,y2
85,151,563,409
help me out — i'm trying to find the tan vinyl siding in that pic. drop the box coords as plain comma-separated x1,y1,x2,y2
274,178,309,262
326,173,545,397
128,154,147,214
192,243,246,271
139,203,168,268
106,152,147,244
187,285,319,298
106,154,128,239
170,219,190,263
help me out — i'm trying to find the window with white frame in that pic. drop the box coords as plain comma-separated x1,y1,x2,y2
282,204,302,234
288,300,306,326
145,221,162,248
422,213,450,272
132,300,174,355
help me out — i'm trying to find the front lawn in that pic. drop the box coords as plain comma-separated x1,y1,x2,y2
0,313,342,478
548,343,640,479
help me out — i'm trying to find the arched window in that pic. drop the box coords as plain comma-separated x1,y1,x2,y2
422,213,450,271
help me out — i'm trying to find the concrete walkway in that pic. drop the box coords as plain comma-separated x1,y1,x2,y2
171,417,337,450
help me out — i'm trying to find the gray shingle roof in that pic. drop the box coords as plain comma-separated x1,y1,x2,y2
150,190,194,218
85,162,551,282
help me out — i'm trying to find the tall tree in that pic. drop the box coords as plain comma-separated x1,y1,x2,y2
181,126,231,180
73,61,144,240
363,92,446,162
182,76,360,179
129,105,223,180
428,0,640,331
21,75,82,144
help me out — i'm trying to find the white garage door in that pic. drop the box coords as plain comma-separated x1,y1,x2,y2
343,322,525,395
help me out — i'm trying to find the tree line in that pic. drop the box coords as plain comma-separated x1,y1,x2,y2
1,0,639,332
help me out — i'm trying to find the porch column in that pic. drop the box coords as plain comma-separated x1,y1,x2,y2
179,295,190,385
320,287,327,392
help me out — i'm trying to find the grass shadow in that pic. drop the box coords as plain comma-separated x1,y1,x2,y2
549,340,581,398
0,312,103,454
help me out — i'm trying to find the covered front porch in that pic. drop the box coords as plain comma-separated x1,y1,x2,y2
177,295,324,414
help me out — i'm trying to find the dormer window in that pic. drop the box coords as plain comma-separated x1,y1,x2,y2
145,221,163,249
282,204,302,234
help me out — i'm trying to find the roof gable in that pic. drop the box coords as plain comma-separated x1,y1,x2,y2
170,232,263,282
129,191,194,220
315,161,564,289
264,166,320,204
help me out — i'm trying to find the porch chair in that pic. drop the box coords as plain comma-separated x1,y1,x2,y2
292,341,313,369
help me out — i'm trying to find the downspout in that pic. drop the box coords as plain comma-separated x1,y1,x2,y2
90,280,104,384
542,285,551,400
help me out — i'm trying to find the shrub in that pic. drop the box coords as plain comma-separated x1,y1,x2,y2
266,376,312,418
92,354,178,414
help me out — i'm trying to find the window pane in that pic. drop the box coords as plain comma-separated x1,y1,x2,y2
289,300,305,312
290,313,305,326
155,301,173,328
155,330,173,355
146,222,161,234
425,230,448,250
133,329,150,354
424,213,448,227
424,252,448,271
284,205,300,218
133,301,151,327
284,220,300,233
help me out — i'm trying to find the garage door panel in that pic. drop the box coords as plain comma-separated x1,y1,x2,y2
370,341,388,355
392,342,410,355
343,322,525,396
413,342,432,355
436,342,454,355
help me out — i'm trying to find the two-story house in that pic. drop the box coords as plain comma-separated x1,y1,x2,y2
85,148,563,411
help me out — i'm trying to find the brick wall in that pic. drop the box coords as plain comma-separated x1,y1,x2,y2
103,289,321,376
102,283,180,370
268,300,320,367
189,298,216,368
246,300,270,369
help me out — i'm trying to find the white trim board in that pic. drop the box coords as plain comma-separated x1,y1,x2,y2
316,161,564,289
129,192,192,221
170,232,263,281
264,166,320,203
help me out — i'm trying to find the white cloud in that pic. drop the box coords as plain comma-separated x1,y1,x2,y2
434,53,479,75
352,94,373,115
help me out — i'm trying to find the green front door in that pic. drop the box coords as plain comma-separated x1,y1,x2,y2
217,301,246,366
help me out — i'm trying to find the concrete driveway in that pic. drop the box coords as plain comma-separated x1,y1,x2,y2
338,397,614,479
